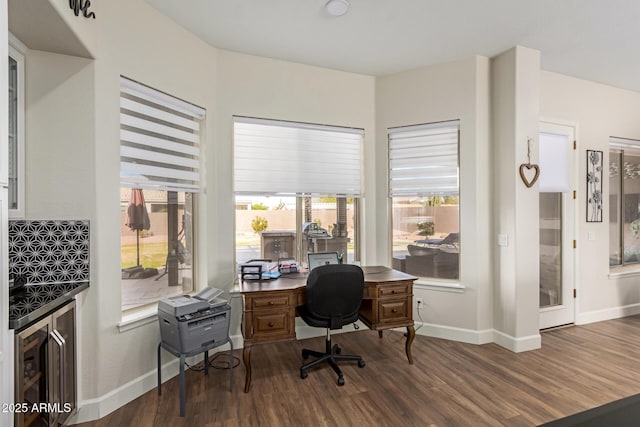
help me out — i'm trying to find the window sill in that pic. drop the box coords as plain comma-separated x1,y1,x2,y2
118,304,158,333
414,279,465,293
608,267,640,280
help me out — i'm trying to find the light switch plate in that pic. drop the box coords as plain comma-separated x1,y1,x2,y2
497,234,508,247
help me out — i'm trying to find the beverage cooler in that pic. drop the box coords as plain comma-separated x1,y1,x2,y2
14,300,76,427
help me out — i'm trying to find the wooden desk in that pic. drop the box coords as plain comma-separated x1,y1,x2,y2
236,266,417,392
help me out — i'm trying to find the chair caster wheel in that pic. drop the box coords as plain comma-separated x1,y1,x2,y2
335,346,342,354
358,360,366,368
300,370,308,379
337,376,345,386
302,350,309,360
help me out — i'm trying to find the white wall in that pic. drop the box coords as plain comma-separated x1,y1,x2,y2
541,71,640,324
24,51,95,218
375,56,494,339
491,47,541,351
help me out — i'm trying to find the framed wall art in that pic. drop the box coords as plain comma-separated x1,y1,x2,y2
586,150,603,222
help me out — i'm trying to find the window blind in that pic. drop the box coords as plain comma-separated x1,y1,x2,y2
233,117,363,196
119,77,205,193
388,120,460,197
610,137,640,155
539,132,571,193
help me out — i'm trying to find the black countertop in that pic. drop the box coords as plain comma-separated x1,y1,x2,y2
9,282,89,330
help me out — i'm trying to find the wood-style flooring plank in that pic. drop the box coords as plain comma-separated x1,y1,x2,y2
74,317,640,426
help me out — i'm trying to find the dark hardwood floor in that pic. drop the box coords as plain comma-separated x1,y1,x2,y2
74,315,640,426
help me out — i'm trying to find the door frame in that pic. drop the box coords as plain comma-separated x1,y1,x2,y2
539,119,578,329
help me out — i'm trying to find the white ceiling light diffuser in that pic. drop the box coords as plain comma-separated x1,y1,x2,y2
325,0,350,16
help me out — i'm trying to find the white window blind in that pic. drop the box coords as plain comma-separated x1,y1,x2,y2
233,117,363,196
388,120,460,197
610,137,640,155
539,132,570,193
119,77,205,193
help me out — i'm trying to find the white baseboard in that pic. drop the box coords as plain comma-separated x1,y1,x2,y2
576,303,640,325
414,321,540,352
492,329,541,352
414,322,494,345
68,336,243,424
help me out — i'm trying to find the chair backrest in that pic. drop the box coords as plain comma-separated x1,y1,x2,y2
407,244,435,256
441,233,459,245
305,264,364,329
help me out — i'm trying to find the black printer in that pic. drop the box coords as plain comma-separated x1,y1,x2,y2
158,287,231,354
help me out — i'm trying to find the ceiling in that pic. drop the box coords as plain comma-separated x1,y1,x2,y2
145,0,640,93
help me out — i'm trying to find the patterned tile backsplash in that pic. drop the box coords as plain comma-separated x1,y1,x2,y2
9,220,90,284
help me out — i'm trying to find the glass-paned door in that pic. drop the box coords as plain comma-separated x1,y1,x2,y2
539,123,576,329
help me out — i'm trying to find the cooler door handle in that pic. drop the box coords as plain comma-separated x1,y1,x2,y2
51,330,66,417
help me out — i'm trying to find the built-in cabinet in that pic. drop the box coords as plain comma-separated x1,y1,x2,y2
2,5,13,425
14,300,76,427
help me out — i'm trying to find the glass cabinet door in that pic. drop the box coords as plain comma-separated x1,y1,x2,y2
15,317,50,427
8,45,24,217
51,301,76,424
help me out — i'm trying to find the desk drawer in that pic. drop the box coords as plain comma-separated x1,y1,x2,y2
250,295,291,309
253,311,294,336
378,284,410,298
378,299,409,323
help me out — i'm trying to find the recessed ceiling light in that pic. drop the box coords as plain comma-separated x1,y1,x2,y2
325,0,350,17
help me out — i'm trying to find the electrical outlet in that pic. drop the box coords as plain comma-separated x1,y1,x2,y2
416,298,423,309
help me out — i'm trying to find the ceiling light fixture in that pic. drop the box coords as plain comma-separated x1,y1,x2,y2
325,0,350,17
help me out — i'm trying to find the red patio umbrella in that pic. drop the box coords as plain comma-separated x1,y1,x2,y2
125,188,150,267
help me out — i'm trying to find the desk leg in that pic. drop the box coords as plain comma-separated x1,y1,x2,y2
243,346,252,393
378,330,383,338
405,325,415,364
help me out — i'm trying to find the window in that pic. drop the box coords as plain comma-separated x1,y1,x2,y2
609,137,640,267
8,43,25,217
388,120,460,281
119,77,204,310
233,117,363,268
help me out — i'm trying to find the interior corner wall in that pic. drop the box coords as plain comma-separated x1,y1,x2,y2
491,47,541,351
375,56,493,336
540,71,640,324
23,48,97,399
24,50,95,219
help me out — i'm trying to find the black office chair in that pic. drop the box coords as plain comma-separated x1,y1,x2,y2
298,264,366,386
